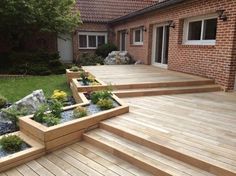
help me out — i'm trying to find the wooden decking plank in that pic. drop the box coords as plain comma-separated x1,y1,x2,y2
26,160,54,176
78,142,153,176
46,153,87,176
16,164,38,176
5,169,23,176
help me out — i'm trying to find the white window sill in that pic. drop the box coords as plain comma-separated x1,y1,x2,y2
79,47,97,50
183,40,216,46
133,42,143,46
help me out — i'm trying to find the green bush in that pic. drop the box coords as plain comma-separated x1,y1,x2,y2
43,114,60,127
28,65,51,75
95,43,118,58
90,90,112,104
50,65,66,74
48,59,63,67
33,105,48,123
97,98,114,110
69,65,83,72
0,95,7,108
79,53,104,66
0,135,23,152
73,106,87,118
48,99,63,117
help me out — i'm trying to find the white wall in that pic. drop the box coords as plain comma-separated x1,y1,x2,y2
57,34,73,63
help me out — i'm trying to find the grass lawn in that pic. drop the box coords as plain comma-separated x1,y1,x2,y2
0,75,71,102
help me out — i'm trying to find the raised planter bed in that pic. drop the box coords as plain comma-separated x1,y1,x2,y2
0,132,45,172
19,93,129,152
71,78,108,92
66,69,90,84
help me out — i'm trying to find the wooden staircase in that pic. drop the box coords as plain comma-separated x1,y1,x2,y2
83,121,236,176
113,80,222,98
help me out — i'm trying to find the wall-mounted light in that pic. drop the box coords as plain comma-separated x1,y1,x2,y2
142,27,147,32
216,10,227,21
125,30,129,35
168,20,175,28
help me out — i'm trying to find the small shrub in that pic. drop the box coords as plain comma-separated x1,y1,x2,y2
73,106,87,118
69,65,83,72
43,114,60,127
51,65,66,74
80,71,90,85
79,53,104,66
90,90,112,104
48,59,63,67
28,65,51,76
51,90,68,102
48,99,63,117
0,135,23,152
0,95,7,108
97,98,114,110
33,105,48,123
96,43,118,58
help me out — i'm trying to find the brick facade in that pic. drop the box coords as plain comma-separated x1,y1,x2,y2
110,0,236,90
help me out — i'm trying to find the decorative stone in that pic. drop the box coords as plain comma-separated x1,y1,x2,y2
104,51,131,65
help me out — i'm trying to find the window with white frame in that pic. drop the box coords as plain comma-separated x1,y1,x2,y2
79,32,108,49
183,14,218,45
133,28,143,45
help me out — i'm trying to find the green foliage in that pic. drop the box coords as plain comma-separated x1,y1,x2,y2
97,98,114,110
2,107,28,129
69,65,83,72
0,95,7,108
80,71,89,85
73,106,87,118
42,114,60,127
0,135,23,152
78,53,104,66
90,90,112,104
48,99,63,117
33,105,48,123
0,0,81,50
95,43,118,58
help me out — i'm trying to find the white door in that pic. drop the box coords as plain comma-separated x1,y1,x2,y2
152,24,170,68
57,34,73,63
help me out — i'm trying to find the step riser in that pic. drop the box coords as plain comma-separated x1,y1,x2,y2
83,134,171,176
113,80,215,90
115,86,221,98
100,123,235,176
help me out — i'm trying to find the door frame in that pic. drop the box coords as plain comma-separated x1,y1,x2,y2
151,23,170,68
119,31,126,51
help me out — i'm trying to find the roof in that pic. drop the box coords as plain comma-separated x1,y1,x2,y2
110,0,185,23
76,0,156,23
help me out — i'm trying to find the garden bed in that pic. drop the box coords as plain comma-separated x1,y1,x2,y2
72,78,108,92
0,132,45,172
19,93,129,152
66,69,89,84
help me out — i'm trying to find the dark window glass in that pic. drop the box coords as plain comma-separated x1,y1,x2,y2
135,29,141,42
79,35,87,48
88,35,96,47
98,36,105,46
203,18,217,40
188,21,202,40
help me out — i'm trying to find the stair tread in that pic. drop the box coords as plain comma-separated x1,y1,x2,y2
114,84,221,93
84,129,215,176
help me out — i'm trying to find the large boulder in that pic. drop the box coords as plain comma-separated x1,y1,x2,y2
104,51,131,65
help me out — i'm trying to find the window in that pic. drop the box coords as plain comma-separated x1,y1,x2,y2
78,32,107,49
183,14,217,45
133,28,143,45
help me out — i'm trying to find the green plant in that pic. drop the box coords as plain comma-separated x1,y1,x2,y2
69,65,83,72
43,114,60,127
0,95,7,108
33,104,48,123
95,43,118,58
90,90,112,104
97,98,114,110
80,71,89,85
48,99,63,117
73,106,87,118
0,135,23,152
51,90,68,102
78,53,104,66
2,107,28,129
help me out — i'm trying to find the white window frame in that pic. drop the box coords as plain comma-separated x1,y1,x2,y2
183,14,218,45
78,32,108,49
133,28,143,45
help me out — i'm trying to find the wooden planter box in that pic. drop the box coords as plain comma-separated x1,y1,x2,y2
0,132,45,172
66,69,90,84
71,77,109,92
19,93,129,152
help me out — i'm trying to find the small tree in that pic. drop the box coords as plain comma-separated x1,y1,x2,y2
0,0,81,51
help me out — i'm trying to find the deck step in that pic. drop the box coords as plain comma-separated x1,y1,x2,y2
113,84,221,98
99,120,236,176
83,129,216,176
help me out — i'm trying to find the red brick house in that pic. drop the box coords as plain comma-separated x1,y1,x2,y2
65,0,235,91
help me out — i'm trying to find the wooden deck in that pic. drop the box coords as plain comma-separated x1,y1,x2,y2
84,65,211,84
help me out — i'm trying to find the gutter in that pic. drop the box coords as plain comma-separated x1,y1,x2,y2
109,0,185,24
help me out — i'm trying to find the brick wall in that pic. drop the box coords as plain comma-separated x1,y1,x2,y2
110,0,236,90
73,22,111,61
